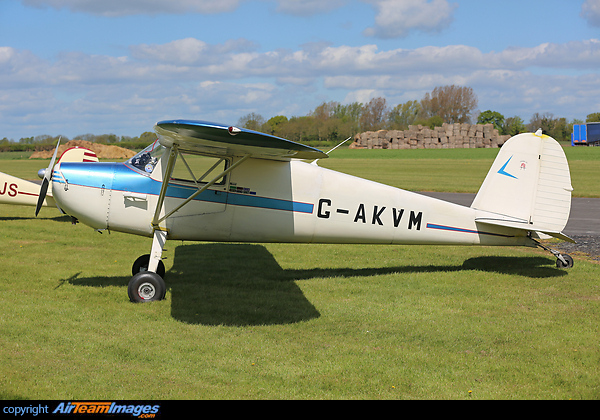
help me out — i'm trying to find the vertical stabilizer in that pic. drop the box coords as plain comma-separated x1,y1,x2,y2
471,131,572,234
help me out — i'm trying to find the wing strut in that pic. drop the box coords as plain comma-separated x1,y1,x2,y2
151,145,178,228
142,146,250,279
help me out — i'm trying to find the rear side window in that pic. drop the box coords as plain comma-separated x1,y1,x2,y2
171,153,228,186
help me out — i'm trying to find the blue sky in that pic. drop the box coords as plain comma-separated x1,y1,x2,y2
1,0,600,140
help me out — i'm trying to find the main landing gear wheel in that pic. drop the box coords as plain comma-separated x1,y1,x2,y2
132,254,165,278
128,271,166,303
556,254,574,269
129,231,168,302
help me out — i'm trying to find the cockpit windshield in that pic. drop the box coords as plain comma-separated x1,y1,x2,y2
127,139,165,174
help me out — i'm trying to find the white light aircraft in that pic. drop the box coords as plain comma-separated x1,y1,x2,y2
16,120,576,302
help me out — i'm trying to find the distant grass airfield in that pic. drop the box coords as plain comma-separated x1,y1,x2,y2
1,146,599,399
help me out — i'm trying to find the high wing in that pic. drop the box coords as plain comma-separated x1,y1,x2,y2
154,119,328,160
137,120,327,276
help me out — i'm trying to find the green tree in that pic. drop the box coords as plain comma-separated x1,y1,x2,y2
277,116,316,143
502,116,526,136
140,131,157,143
332,102,362,124
528,113,570,141
360,97,388,131
238,112,266,131
413,116,444,129
586,112,600,122
332,102,363,137
266,115,288,135
420,85,478,124
306,101,363,142
552,117,570,141
311,101,337,121
388,100,421,129
477,110,505,132
310,102,338,141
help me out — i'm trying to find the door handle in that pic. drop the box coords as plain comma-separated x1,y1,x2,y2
123,191,147,200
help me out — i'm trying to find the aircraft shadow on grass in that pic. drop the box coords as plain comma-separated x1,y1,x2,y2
0,214,72,222
64,243,566,326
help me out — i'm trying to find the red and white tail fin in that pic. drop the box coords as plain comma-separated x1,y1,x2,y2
0,147,98,208
57,147,99,163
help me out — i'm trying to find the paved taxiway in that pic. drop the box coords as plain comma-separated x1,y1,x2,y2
418,192,600,236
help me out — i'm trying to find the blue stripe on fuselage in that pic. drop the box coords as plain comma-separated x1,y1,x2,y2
426,223,513,238
55,162,313,214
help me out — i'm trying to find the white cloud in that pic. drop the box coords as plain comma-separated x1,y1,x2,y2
582,0,600,27
4,38,600,88
2,38,600,139
363,0,457,38
494,39,600,70
273,0,348,16
20,0,456,39
21,0,348,17
130,38,258,65
21,0,243,16
343,89,384,104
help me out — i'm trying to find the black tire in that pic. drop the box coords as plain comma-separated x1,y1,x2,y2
132,254,165,278
556,254,574,269
128,271,166,303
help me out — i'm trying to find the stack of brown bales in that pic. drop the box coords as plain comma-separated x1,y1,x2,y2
350,123,511,149
30,140,136,159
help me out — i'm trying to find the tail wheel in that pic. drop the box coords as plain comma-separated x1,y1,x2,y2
128,271,166,303
556,254,574,269
132,254,165,278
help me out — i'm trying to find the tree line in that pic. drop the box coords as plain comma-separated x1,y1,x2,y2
0,131,157,153
239,85,599,144
3,85,599,151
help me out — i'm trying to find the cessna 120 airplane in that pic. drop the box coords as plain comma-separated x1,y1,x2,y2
4,120,575,302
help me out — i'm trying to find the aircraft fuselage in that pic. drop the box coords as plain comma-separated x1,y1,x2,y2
51,152,533,248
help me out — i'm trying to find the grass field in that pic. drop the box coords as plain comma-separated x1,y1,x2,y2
5,145,600,196
320,146,600,197
1,146,600,400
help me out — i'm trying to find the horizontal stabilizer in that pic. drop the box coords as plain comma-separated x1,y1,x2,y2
476,218,575,243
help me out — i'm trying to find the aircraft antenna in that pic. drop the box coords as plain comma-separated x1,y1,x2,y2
311,136,352,165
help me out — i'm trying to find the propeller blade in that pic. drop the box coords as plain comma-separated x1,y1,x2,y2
35,137,61,217
35,178,49,217
46,136,61,176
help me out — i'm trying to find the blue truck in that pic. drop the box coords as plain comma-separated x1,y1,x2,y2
572,122,600,146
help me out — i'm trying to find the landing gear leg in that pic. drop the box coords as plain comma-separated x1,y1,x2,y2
128,229,168,302
533,239,574,269
147,229,168,274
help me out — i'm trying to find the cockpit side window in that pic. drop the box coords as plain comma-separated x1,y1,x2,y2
128,140,164,174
